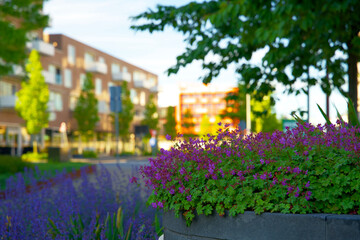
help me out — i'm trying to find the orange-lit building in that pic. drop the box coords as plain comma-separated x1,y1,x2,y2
177,84,237,135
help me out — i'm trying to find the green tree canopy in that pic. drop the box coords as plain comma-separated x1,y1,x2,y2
0,0,49,76
221,84,281,133
199,114,221,138
74,73,99,140
16,49,49,135
116,81,134,142
131,0,360,113
164,106,177,138
141,94,159,132
15,49,49,153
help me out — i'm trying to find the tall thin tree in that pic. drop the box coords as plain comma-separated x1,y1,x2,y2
15,49,49,154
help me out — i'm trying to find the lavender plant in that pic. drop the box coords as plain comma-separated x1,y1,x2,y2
140,122,360,226
0,165,161,239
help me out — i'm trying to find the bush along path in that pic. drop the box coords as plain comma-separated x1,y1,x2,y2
0,164,162,239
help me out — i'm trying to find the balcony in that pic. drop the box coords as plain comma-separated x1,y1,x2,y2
27,40,55,56
42,70,56,84
150,86,158,92
112,72,131,82
134,80,144,88
85,61,108,75
0,95,16,108
10,65,25,77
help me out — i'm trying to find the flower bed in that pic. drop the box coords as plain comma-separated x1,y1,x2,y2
140,122,360,226
0,164,162,239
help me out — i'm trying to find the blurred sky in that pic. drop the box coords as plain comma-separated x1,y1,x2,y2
43,0,348,124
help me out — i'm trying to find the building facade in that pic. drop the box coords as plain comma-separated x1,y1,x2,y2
177,84,235,135
0,33,158,155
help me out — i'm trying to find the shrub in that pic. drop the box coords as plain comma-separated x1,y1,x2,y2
21,152,48,163
0,155,34,174
140,121,360,225
83,150,98,158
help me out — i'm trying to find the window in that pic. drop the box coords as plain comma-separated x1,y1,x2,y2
80,73,86,90
67,45,76,65
49,92,63,111
130,89,138,104
64,69,72,88
108,82,114,91
95,78,102,95
98,101,109,113
0,81,16,96
84,52,94,67
99,57,105,63
69,96,77,110
55,68,62,85
140,91,146,106
111,63,120,74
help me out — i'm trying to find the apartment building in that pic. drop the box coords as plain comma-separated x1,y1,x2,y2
0,33,158,155
177,84,235,135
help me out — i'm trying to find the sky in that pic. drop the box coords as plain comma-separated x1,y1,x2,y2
43,0,348,124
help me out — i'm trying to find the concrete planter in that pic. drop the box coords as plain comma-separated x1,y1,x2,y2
163,211,360,240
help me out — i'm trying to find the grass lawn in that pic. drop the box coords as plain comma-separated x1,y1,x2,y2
0,157,91,190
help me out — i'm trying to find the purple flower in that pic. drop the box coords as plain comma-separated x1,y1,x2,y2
179,167,186,175
129,176,138,183
179,187,185,193
157,201,164,208
305,181,310,188
186,195,192,201
260,173,267,180
280,137,286,145
166,134,172,140
260,158,265,164
151,202,157,208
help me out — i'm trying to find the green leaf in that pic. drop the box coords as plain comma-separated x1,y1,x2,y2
316,104,331,125
347,97,360,127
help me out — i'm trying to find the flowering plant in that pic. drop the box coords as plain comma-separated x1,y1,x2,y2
140,121,360,225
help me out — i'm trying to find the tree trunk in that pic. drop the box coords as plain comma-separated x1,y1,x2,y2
78,133,83,154
33,138,38,154
347,42,358,118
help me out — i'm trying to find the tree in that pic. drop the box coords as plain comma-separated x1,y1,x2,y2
221,84,281,133
74,73,99,153
181,108,196,138
131,1,360,114
0,0,49,76
164,106,177,139
199,114,221,138
141,94,159,134
15,49,49,153
115,81,134,147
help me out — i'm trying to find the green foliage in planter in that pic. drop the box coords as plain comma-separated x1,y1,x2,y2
140,122,360,225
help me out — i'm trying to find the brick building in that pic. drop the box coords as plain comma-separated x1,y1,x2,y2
0,32,158,155
177,84,235,135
